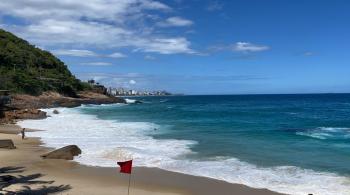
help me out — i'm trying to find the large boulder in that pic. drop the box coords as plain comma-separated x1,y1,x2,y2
41,145,81,160
0,140,16,149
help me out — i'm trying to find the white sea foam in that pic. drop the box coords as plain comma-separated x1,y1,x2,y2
159,99,169,103
19,107,350,195
296,127,350,140
20,107,195,167
125,98,137,104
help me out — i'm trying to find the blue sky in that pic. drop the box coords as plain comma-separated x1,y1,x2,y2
0,0,349,94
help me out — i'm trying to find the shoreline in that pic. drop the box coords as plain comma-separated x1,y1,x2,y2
0,123,283,195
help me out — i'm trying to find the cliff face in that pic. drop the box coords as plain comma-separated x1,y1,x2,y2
0,29,89,96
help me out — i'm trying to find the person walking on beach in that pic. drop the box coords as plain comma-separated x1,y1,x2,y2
21,128,25,140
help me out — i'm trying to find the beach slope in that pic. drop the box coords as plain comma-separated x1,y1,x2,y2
0,125,282,195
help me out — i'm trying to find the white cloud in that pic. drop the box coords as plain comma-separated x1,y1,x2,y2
0,0,170,21
78,72,148,89
157,17,193,27
136,37,195,54
208,42,270,54
303,51,313,56
207,1,224,11
129,79,137,85
144,55,156,60
52,49,98,57
233,42,270,52
0,0,195,55
108,52,127,58
80,62,112,66
52,49,127,58
140,0,171,10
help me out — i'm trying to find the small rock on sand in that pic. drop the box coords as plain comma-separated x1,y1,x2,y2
0,139,16,149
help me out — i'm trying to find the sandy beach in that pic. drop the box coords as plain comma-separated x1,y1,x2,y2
0,124,283,195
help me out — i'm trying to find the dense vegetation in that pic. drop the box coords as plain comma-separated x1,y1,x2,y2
0,29,91,96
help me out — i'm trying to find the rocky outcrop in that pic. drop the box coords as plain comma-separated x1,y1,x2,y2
0,139,16,149
2,109,47,124
9,91,126,110
0,91,126,123
41,145,81,160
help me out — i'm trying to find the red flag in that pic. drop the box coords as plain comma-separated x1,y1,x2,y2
117,160,132,174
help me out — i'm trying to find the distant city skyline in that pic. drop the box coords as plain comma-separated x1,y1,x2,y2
107,87,172,96
1,0,349,94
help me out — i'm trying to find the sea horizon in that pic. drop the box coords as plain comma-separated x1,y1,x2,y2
179,92,350,96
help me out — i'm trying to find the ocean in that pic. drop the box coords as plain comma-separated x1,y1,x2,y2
19,94,350,195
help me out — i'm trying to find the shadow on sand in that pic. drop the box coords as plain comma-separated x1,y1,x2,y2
0,166,71,195
0,166,25,174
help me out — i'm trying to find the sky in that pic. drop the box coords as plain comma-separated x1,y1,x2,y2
0,0,349,95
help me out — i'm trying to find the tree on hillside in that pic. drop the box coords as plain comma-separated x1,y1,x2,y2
0,29,91,96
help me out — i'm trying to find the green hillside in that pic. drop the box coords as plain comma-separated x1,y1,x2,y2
0,29,89,96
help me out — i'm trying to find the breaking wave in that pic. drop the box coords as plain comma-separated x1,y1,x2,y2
296,127,350,140
19,107,350,195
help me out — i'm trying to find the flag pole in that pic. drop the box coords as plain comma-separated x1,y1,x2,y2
117,158,133,195
127,172,131,195
127,158,133,195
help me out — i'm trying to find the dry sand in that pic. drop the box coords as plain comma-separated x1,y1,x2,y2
0,124,283,195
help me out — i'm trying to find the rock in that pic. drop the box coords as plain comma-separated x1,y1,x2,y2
0,139,16,149
41,145,81,160
53,110,59,114
1,92,126,123
4,109,47,121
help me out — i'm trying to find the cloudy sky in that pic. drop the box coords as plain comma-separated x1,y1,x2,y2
1,0,349,94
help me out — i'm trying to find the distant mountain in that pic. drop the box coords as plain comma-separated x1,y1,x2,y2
0,29,89,96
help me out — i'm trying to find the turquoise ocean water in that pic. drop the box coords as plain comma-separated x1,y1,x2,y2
21,94,350,195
